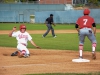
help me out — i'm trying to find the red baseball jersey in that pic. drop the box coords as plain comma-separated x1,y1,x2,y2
76,15,95,29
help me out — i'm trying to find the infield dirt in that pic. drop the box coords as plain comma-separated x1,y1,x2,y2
0,30,100,75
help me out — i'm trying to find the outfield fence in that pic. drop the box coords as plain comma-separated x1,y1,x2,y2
0,9,100,24
0,4,65,11
35,9,100,24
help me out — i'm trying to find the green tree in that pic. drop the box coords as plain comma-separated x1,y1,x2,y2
88,0,98,4
98,0,100,1
28,0,38,1
20,0,27,2
20,0,38,2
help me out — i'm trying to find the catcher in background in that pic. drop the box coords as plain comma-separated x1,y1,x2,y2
9,24,40,58
75,9,97,59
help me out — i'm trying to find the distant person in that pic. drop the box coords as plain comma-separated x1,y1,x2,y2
75,9,97,59
9,24,40,58
42,14,56,38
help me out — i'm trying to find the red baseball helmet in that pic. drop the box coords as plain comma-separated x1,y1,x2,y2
20,24,26,30
83,9,90,15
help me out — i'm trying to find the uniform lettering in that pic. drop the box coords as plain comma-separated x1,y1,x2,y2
18,34,28,39
83,19,88,25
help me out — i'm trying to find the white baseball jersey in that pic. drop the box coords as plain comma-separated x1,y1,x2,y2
12,31,32,46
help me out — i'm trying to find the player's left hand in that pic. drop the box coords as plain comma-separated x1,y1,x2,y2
53,24,56,26
78,32,80,36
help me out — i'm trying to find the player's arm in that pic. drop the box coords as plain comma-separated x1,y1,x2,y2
51,18,56,26
52,22,56,26
30,40,41,49
45,18,48,26
9,27,16,37
92,23,96,36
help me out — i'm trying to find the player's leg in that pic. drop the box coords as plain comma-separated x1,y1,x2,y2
17,44,30,58
87,29,97,59
43,24,51,37
51,26,56,37
17,50,25,58
11,51,18,56
17,49,29,58
87,30,97,53
91,43,96,59
78,29,86,58
23,48,30,58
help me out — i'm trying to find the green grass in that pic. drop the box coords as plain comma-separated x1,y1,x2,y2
0,23,74,30
0,23,100,75
0,33,100,51
0,23,100,30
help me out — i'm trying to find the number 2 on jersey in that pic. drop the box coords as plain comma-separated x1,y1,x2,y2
83,19,88,25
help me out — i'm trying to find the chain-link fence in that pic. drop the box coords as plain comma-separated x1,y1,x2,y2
73,0,88,4
72,0,88,8
73,0,100,9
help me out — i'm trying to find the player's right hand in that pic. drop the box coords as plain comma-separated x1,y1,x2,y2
52,24,55,27
13,26,16,31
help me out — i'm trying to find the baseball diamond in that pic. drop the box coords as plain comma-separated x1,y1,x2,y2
0,30,100,75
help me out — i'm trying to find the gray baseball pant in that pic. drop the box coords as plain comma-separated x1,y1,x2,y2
43,24,55,37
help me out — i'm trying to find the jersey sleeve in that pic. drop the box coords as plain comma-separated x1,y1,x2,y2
27,33,32,41
92,18,95,23
46,18,48,21
12,32,17,37
76,18,80,25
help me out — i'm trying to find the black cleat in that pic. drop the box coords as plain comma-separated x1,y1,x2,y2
92,53,96,60
11,51,18,56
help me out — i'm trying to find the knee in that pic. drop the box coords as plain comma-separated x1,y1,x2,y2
92,43,96,47
21,50,26,54
79,44,83,50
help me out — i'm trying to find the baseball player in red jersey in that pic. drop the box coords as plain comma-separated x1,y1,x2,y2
75,9,97,59
9,24,41,58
